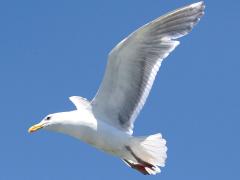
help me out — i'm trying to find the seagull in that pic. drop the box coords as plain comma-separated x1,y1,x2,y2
28,1,205,175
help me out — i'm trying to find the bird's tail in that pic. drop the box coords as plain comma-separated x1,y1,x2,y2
123,133,167,175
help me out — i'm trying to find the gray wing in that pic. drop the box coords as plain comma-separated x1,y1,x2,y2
91,2,205,134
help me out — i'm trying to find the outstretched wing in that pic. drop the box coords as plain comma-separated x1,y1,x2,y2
91,2,205,134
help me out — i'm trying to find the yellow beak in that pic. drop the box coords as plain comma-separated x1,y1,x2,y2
28,122,45,133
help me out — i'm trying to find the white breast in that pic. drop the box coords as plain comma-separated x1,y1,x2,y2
49,109,131,155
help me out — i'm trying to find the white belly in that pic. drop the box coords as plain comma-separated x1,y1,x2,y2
51,117,131,157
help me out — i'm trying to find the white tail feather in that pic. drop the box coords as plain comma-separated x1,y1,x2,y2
125,133,167,175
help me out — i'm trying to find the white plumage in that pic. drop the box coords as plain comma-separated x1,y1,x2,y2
29,2,205,175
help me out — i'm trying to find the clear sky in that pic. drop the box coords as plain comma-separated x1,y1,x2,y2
0,0,239,179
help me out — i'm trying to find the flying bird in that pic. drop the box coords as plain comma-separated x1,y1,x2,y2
28,1,205,175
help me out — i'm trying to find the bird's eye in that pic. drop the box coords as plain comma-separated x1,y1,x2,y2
46,116,51,120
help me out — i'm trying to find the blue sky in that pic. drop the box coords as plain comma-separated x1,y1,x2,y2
0,0,239,179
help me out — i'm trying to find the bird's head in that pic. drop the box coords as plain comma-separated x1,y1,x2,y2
28,112,69,133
